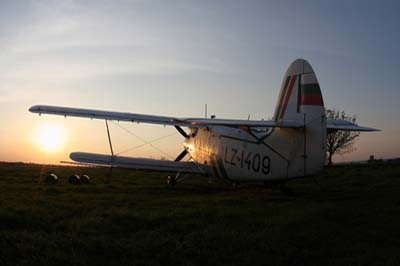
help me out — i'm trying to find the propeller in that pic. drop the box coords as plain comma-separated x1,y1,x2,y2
175,126,189,138
175,149,188,162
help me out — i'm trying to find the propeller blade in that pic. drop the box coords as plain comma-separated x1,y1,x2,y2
175,149,188,162
175,126,189,138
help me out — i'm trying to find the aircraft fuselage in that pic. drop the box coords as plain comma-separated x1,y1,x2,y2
184,126,320,182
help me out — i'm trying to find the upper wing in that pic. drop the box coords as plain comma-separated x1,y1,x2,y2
70,152,207,174
326,119,379,132
29,105,303,128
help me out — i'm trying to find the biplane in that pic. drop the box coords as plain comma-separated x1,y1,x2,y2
29,59,378,186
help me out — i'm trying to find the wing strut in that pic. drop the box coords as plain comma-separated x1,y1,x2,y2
105,120,114,156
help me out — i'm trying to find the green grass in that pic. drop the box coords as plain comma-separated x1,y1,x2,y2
0,162,400,266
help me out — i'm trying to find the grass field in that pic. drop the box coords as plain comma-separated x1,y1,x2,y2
0,162,399,266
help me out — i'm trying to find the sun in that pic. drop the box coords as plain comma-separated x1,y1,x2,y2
36,125,65,152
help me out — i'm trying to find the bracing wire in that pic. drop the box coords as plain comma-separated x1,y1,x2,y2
110,121,177,160
116,132,178,156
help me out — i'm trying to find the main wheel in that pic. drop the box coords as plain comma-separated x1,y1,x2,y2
167,176,176,187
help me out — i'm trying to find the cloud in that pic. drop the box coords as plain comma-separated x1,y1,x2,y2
0,0,224,90
2,58,220,83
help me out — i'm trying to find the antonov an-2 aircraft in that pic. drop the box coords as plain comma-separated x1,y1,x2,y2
29,59,378,186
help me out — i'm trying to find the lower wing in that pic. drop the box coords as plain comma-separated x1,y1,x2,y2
70,152,208,174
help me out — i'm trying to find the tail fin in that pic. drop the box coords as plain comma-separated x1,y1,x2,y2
274,59,326,175
273,59,324,122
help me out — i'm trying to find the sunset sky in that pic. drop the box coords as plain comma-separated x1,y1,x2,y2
0,0,398,164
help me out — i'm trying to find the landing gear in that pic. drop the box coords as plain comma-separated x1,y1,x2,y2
166,172,191,187
167,175,177,187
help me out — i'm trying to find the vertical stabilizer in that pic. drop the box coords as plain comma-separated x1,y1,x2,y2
274,59,324,122
274,59,326,176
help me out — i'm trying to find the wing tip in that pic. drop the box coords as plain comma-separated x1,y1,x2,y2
363,127,380,132
29,105,40,113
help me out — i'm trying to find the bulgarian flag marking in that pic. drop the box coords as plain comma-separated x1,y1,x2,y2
300,83,324,106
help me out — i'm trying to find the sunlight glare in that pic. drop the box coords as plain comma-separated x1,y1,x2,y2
36,125,65,152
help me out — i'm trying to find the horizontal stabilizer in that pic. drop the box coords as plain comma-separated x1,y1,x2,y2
326,119,379,132
29,105,303,129
70,152,207,174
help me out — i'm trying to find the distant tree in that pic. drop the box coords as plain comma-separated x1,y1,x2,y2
326,109,360,166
